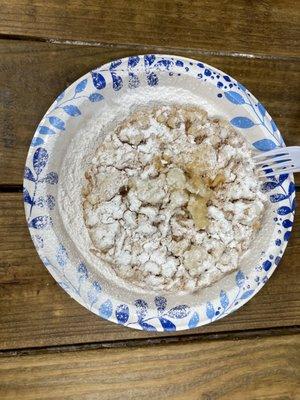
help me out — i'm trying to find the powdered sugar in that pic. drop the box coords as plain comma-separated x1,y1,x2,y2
80,105,266,293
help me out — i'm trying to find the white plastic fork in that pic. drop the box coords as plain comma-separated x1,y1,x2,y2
253,146,300,178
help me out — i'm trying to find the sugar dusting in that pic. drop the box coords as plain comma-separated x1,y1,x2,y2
58,88,266,294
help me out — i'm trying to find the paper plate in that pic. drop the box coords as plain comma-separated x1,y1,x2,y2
24,55,295,331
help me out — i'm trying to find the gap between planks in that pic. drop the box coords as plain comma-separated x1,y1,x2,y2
1,326,299,358
0,33,299,62
0,185,23,193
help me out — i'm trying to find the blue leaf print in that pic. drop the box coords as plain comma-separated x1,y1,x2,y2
56,91,65,102
269,175,279,181
56,244,68,267
155,296,167,313
188,311,200,329
63,105,81,117
35,195,55,210
159,317,176,331
278,174,289,184
282,219,293,228
128,72,140,89
176,60,184,67
87,282,101,305
238,83,247,91
253,139,277,151
236,271,245,287
270,193,287,203
75,79,87,93
284,231,291,241
220,290,229,309
40,171,58,184
261,181,279,192
291,198,296,211
110,60,122,70
99,300,113,319
262,260,272,271
277,206,291,215
29,216,52,229
111,72,123,91
93,281,101,292
59,281,69,290
34,235,44,249
270,119,277,132
147,72,158,86
49,116,65,131
87,290,97,306
231,117,255,129
257,103,266,117
263,168,275,177
134,299,148,319
167,305,190,319
39,126,56,135
139,321,157,331
206,302,215,319
31,137,44,147
224,91,245,105
155,59,173,70
240,290,254,300
42,257,51,267
274,257,281,266
92,72,106,90
128,56,140,68
46,195,55,209
77,262,88,280
89,93,103,102
24,166,36,182
23,187,33,205
115,304,129,324
288,182,295,196
144,54,156,67
33,147,48,175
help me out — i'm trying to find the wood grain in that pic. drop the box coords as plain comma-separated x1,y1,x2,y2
0,192,299,350
0,40,299,186
0,334,299,400
0,1,299,57
0,2,299,395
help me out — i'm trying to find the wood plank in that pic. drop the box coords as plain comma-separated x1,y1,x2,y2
0,335,299,400
0,1,299,57
0,40,299,187
0,192,299,350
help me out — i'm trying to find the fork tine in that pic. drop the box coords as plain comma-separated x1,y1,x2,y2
255,155,292,167
253,148,289,160
258,164,294,177
259,161,294,171
253,148,288,160
259,168,295,178
257,146,300,177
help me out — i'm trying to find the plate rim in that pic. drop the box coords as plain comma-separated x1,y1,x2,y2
23,53,296,332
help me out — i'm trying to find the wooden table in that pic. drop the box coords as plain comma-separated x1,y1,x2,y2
0,1,299,399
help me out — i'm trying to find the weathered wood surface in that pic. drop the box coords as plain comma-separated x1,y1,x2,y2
0,192,299,350
0,2,299,397
0,0,299,57
0,334,299,400
0,40,299,186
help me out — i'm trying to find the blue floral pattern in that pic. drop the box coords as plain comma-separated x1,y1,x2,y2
24,147,58,228
24,55,295,332
222,86,284,148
